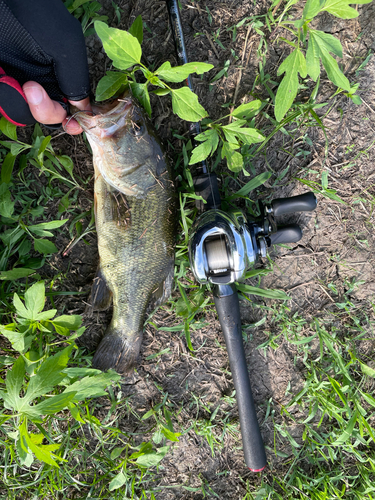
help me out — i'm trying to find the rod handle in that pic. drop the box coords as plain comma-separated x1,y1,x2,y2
213,285,267,472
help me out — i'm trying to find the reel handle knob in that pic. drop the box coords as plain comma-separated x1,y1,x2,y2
268,224,302,245
271,192,317,216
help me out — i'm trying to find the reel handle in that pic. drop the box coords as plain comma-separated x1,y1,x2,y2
271,192,317,216
213,284,267,472
268,224,302,245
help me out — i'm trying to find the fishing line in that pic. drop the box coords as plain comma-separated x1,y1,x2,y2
63,109,96,132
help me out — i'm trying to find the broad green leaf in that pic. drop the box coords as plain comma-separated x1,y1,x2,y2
320,49,350,90
22,425,59,466
96,72,128,101
13,293,31,319
307,30,350,90
161,426,180,442
171,87,208,122
230,172,272,199
189,141,213,165
38,136,51,157
63,370,121,402
1,152,16,183
110,447,125,460
0,188,15,218
130,441,153,459
109,471,127,491
322,0,372,19
275,49,307,122
28,434,44,445
360,362,375,378
306,34,321,81
0,268,35,280
221,142,243,173
350,94,362,105
29,228,54,238
69,0,93,11
63,367,101,378
95,21,141,70
0,327,33,353
0,116,17,140
237,284,290,300
189,129,219,165
11,142,29,156
194,128,219,143
3,356,25,410
52,315,82,333
310,30,343,57
303,0,325,19
28,219,68,231
28,392,76,417
221,122,265,145
36,309,57,321
34,239,58,254
0,355,15,365
231,100,262,119
128,15,143,45
24,346,73,404
16,435,34,467
156,61,213,83
130,82,151,117
57,155,74,177
0,183,14,218
24,282,45,316
135,446,169,467
227,151,243,172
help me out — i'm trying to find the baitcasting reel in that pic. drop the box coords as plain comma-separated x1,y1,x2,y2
189,192,317,286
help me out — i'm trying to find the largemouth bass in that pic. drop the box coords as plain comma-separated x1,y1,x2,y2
75,95,176,374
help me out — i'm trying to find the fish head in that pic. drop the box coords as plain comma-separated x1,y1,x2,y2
75,94,166,197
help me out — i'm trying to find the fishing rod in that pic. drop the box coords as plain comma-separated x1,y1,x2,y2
165,0,317,472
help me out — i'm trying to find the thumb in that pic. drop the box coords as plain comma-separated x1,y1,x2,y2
23,81,67,125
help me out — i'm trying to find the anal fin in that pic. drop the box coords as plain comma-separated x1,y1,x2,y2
86,267,113,314
146,259,174,314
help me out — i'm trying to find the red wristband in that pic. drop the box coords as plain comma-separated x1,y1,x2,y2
0,66,28,126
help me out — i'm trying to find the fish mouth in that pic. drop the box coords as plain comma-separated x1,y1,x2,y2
74,97,134,133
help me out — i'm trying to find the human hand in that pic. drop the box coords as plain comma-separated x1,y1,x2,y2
0,0,91,134
23,82,92,135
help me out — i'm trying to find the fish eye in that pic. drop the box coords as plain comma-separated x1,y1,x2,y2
130,123,144,137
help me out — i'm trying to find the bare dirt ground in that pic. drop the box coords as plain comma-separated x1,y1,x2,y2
41,0,375,497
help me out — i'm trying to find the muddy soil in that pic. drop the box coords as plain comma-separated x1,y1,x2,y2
38,0,375,497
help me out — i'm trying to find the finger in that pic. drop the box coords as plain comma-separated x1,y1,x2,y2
62,116,83,135
62,96,93,135
69,96,92,112
23,81,67,124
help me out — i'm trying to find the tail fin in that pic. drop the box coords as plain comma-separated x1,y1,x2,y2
92,330,143,375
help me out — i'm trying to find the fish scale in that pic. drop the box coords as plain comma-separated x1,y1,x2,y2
76,95,176,374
